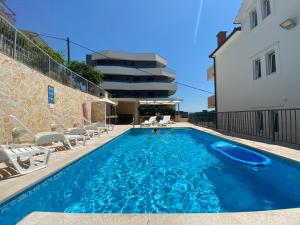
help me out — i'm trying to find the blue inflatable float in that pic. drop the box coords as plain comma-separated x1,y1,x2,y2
211,142,271,166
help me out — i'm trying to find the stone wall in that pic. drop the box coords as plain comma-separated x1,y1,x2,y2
0,52,105,143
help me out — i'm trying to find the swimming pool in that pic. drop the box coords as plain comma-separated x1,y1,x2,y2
1,128,300,225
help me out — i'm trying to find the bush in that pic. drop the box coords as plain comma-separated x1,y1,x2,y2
68,61,103,85
38,44,65,64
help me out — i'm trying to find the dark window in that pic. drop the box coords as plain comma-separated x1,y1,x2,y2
253,58,262,80
262,0,271,19
250,9,258,29
267,51,276,75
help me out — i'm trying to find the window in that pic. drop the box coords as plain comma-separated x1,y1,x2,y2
266,51,277,75
261,0,271,19
250,9,258,29
253,58,262,80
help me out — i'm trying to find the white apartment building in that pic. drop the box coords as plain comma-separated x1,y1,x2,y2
87,51,180,124
207,0,300,144
208,0,300,112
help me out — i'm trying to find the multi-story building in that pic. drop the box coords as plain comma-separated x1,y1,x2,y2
87,50,179,124
207,0,300,144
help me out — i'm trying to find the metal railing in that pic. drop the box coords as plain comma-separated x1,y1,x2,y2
0,15,106,98
191,109,300,146
189,112,217,129
218,109,300,145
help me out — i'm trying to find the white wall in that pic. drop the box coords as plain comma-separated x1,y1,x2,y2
216,0,300,112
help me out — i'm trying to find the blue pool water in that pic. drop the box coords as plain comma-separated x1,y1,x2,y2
1,128,300,224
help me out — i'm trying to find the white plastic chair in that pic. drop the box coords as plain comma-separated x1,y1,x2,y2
0,145,51,174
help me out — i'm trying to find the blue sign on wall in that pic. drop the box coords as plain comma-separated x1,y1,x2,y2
48,85,55,108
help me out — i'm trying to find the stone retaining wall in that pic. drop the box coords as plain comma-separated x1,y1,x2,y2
0,52,105,143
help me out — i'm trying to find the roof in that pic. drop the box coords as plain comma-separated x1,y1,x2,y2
209,27,241,58
139,98,182,105
110,98,183,105
87,50,167,67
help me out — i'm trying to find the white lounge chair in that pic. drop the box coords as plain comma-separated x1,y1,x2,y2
7,115,73,149
65,128,87,145
83,125,102,138
158,115,171,126
51,118,87,146
0,145,51,174
82,117,108,137
93,122,110,133
141,116,157,127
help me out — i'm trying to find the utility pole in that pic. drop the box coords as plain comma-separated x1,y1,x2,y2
67,37,70,64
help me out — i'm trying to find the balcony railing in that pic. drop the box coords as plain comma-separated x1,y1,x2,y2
0,14,106,98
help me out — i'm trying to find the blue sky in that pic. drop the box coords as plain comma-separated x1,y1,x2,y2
9,0,242,112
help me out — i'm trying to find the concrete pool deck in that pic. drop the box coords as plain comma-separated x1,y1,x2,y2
0,122,300,225
18,209,300,225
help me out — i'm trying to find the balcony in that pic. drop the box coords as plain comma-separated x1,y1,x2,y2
208,95,216,109
95,66,176,80
207,65,215,81
101,81,177,95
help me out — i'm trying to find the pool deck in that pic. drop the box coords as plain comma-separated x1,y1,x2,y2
1,122,300,225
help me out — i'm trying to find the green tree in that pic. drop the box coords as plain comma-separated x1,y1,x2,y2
38,44,65,64
68,61,103,85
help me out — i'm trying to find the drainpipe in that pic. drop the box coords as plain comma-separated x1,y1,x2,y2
213,57,218,129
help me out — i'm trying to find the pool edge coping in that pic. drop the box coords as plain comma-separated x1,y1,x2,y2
18,208,300,225
0,127,132,205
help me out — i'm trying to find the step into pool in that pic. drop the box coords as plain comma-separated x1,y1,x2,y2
1,128,300,225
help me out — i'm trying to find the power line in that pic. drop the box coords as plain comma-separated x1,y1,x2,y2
37,33,67,41
36,32,214,95
175,82,214,94
70,40,215,95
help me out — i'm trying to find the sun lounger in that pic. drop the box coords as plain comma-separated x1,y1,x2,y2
158,115,171,126
93,122,110,133
8,115,73,149
0,145,51,174
65,128,88,145
51,118,88,146
82,117,108,136
35,132,72,146
141,116,157,127
83,125,102,138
